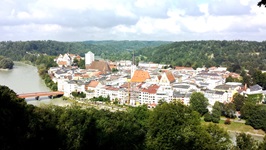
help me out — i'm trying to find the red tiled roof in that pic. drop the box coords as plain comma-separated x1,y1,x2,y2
88,80,99,88
74,73,81,77
82,74,89,78
58,61,67,66
158,75,162,80
166,71,175,83
142,84,159,94
175,66,194,70
148,103,157,107
105,86,119,91
120,82,130,89
86,61,111,74
131,70,150,82
208,66,217,70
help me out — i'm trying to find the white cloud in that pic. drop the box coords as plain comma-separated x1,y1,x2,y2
0,0,265,41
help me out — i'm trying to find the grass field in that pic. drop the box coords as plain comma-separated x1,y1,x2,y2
201,117,265,135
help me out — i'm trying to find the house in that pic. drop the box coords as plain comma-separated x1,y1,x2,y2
244,84,263,95
86,60,111,74
140,84,160,105
175,66,195,74
172,83,198,94
138,62,159,69
204,90,228,105
214,83,242,101
131,70,151,82
156,85,173,103
55,53,81,67
84,80,100,99
63,80,87,97
158,71,175,86
173,91,191,105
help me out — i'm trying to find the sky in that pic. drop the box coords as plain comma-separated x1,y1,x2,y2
1,0,266,41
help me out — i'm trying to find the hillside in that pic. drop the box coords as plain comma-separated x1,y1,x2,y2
0,40,169,61
137,40,266,71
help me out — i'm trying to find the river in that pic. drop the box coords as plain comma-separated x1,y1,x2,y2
0,62,72,106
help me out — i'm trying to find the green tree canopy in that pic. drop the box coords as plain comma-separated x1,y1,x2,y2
189,92,209,116
0,56,14,69
211,101,221,123
233,93,245,111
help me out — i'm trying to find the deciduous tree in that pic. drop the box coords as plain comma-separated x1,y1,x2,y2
189,92,209,116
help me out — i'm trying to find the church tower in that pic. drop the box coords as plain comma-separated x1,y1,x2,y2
131,51,136,79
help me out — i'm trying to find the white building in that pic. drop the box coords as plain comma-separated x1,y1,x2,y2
85,51,95,65
204,90,228,105
63,80,86,97
140,84,160,105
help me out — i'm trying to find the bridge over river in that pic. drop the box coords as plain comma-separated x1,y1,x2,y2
17,91,64,100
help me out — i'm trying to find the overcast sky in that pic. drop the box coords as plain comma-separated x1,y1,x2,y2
1,0,266,41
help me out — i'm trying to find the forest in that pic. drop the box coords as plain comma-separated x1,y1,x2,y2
1,40,266,72
0,55,13,69
1,85,266,150
0,40,168,61
136,40,266,71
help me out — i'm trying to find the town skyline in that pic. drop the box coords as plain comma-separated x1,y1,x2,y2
1,0,266,41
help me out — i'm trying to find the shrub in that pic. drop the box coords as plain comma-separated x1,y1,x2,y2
204,112,212,122
224,118,231,125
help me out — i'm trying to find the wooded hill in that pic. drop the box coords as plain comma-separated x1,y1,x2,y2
1,40,266,71
0,40,169,61
137,40,266,71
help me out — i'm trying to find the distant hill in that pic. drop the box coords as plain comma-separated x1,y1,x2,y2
1,40,266,71
0,40,170,61
137,40,266,71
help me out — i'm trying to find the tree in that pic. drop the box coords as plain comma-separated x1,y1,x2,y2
258,135,266,149
240,102,256,120
189,92,209,116
111,68,118,73
71,91,86,98
0,86,29,149
233,93,245,111
0,56,14,69
204,124,231,150
204,112,212,122
226,76,241,83
146,102,202,149
258,0,266,7
146,101,233,149
221,102,236,118
241,70,253,87
78,59,85,69
211,101,221,123
235,133,258,150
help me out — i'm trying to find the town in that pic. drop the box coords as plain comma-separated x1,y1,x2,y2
49,51,265,110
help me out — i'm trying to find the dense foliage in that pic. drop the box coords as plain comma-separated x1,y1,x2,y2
241,103,266,131
0,85,238,150
137,40,266,70
71,91,86,98
189,92,209,116
2,40,266,71
35,55,58,91
0,40,168,61
0,56,13,69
